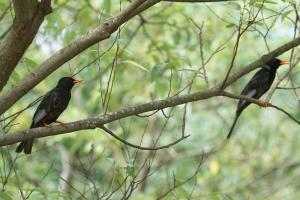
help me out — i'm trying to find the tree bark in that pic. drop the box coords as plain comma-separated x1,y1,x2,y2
0,0,52,91
0,0,237,115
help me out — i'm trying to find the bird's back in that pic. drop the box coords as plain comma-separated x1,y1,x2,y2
31,88,71,127
237,68,276,114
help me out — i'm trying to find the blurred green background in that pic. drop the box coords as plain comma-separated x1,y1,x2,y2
1,0,300,199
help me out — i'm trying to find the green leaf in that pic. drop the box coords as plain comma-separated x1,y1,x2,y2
23,57,38,69
0,192,13,200
106,157,116,164
121,60,150,72
250,0,277,4
227,2,241,10
254,21,264,26
11,71,21,82
226,23,236,28
281,10,293,22
264,0,278,4
64,30,76,44
150,62,168,81
250,0,277,7
103,0,111,13
126,165,135,177
176,187,189,197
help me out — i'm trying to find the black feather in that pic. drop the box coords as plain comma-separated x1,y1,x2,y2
227,58,285,138
16,77,77,154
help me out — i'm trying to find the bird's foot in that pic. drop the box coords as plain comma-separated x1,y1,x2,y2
43,123,51,128
258,100,271,107
56,120,67,128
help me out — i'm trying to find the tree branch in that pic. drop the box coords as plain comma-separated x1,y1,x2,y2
12,0,38,24
101,126,190,150
0,88,221,147
221,91,300,126
0,0,52,91
0,0,299,150
215,36,300,89
2,86,300,148
0,0,237,115
1,33,300,147
0,0,155,115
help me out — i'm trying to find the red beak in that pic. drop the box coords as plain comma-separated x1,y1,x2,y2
280,60,289,65
73,79,83,84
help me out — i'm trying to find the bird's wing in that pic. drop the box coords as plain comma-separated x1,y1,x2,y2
32,108,47,126
240,69,270,98
32,90,59,126
236,69,270,114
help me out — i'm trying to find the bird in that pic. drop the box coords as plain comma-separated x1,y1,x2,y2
227,58,288,139
15,77,83,154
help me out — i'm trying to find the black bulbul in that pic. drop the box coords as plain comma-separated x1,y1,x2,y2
227,58,288,138
16,77,83,154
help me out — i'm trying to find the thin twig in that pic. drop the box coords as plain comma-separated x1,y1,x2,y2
221,91,300,126
101,126,190,151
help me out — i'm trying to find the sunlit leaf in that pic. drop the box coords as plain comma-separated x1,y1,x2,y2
121,60,150,72
150,62,168,81
23,57,38,69
103,0,111,13
281,10,293,22
0,192,13,200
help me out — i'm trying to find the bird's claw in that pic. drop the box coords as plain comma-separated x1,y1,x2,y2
56,120,67,128
258,100,271,107
43,123,51,128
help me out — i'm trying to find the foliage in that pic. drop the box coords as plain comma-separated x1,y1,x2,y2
0,0,300,199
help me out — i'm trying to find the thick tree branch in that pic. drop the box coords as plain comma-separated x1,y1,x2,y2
0,0,299,148
2,86,300,147
217,36,300,89
0,88,221,147
13,0,38,24
0,0,236,115
0,0,52,91
0,81,299,150
0,0,155,115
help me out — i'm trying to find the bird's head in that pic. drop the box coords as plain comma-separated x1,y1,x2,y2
56,77,83,90
266,58,288,70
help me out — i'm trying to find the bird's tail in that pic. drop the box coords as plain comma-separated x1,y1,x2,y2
15,122,35,154
226,113,240,139
15,140,34,154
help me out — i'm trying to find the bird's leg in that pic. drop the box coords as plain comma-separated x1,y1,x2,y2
56,120,67,128
43,122,51,128
258,100,271,107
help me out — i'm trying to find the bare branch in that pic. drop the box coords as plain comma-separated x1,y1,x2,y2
221,91,300,126
276,86,300,90
101,126,189,150
0,0,154,115
0,0,238,115
1,33,300,147
0,1,12,23
216,36,300,89
221,1,265,88
0,88,220,147
157,157,204,200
